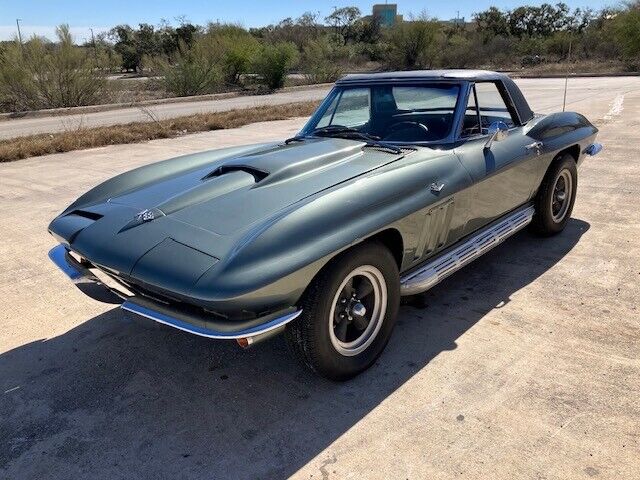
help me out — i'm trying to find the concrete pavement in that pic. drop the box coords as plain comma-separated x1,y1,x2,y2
0,77,639,479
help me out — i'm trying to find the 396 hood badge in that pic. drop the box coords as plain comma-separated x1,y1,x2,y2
118,208,162,233
135,209,155,222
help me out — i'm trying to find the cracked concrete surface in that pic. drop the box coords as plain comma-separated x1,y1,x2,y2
0,77,638,479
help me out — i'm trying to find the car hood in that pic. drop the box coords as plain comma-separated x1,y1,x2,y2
49,137,409,290
108,137,403,234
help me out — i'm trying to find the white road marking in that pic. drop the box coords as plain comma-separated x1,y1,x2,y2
604,94,624,120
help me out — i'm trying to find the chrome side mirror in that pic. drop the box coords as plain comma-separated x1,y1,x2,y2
484,121,509,150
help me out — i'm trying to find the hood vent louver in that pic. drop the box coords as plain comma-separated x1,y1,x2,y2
67,210,103,221
202,165,269,183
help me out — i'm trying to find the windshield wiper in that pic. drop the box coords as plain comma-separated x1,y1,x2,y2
311,125,380,141
285,126,379,145
313,128,402,154
362,141,402,154
286,126,402,154
284,135,306,144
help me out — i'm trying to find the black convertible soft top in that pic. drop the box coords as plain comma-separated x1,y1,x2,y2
337,70,534,125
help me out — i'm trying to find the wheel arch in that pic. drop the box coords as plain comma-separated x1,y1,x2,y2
296,227,405,305
538,144,580,188
558,144,580,163
362,228,404,270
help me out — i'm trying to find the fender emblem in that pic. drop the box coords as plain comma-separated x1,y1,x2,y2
429,182,445,193
135,209,155,222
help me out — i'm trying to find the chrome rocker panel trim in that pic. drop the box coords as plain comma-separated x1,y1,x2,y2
400,205,535,296
48,244,302,340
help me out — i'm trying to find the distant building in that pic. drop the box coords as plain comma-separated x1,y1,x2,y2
447,16,466,26
372,3,402,27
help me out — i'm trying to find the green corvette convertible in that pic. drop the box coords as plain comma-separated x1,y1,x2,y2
48,70,602,379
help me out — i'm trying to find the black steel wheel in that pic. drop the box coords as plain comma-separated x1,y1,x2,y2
531,153,578,236
285,241,400,381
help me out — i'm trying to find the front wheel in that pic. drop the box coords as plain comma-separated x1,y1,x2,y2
530,154,578,236
285,242,400,380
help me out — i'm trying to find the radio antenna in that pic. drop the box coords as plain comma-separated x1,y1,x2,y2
562,39,572,112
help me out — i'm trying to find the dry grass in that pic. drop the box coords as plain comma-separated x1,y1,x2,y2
0,101,319,162
520,59,632,76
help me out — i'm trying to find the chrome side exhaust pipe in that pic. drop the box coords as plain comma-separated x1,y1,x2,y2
585,143,603,156
236,325,286,348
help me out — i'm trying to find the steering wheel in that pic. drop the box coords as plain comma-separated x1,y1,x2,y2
383,121,429,141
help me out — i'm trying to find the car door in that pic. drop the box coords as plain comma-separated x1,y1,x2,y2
454,81,541,234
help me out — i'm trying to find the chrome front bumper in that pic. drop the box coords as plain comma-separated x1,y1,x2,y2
48,244,302,341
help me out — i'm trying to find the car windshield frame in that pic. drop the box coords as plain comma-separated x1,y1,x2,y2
300,80,467,146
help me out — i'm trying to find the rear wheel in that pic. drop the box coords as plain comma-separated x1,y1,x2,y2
285,242,400,380
531,154,577,236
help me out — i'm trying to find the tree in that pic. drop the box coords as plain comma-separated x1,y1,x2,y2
386,19,441,70
474,7,509,37
325,7,362,45
254,12,321,48
301,37,349,83
111,25,139,71
158,34,224,96
613,1,640,59
354,15,382,44
110,23,164,72
211,26,260,85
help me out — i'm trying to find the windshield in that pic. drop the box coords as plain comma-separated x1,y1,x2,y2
301,83,461,144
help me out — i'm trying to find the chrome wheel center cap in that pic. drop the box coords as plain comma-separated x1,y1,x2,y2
351,302,367,318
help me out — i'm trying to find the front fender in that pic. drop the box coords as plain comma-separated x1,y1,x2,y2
191,150,472,312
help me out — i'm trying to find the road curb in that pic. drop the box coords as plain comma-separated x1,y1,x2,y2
0,83,333,122
509,71,640,79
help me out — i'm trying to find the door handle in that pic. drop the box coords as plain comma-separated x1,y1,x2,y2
525,141,544,155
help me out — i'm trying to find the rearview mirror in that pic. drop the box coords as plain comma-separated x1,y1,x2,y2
484,121,509,150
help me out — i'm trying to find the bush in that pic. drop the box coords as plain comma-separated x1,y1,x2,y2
385,19,441,70
301,37,349,83
253,42,298,89
0,25,105,112
159,38,224,97
204,24,260,85
440,34,475,68
221,37,260,85
613,3,640,60
543,31,574,59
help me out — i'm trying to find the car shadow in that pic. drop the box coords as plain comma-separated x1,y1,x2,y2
0,219,589,479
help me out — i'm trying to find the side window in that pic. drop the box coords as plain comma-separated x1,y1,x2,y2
316,94,339,128
475,82,516,128
461,86,481,136
317,88,370,128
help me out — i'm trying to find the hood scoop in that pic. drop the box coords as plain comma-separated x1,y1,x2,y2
117,169,258,233
158,170,257,216
202,164,268,183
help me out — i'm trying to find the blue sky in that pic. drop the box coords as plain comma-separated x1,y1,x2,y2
1,0,616,41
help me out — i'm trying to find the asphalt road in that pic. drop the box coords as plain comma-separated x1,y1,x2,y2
1,76,638,140
0,85,331,140
1,77,639,479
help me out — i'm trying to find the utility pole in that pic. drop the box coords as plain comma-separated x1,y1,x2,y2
16,18,23,46
90,28,99,66
562,39,572,112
